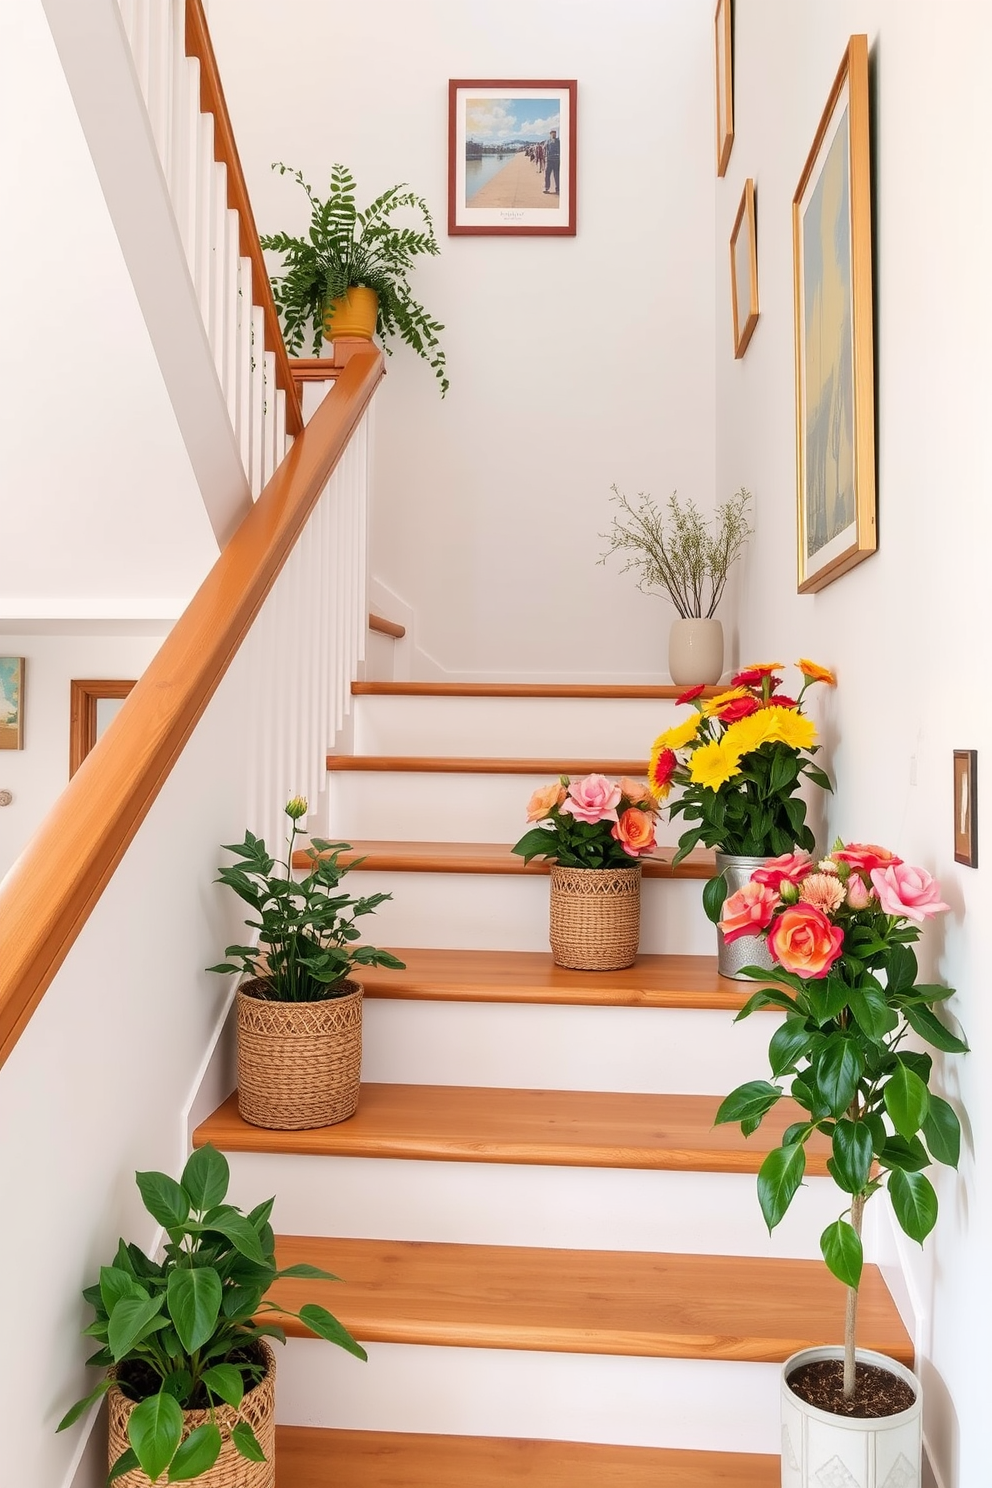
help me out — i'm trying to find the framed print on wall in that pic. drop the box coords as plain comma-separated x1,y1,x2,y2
448,80,576,235
714,0,733,176
793,33,876,594
0,657,24,750
953,750,978,868
69,678,135,776
730,177,758,357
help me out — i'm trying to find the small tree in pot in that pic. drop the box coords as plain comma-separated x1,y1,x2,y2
715,842,966,1423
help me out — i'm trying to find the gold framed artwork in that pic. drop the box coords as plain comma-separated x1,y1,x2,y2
714,0,733,176
730,177,758,357
0,657,24,750
793,33,876,593
69,679,135,776
953,750,978,868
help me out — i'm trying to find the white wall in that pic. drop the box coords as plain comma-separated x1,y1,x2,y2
717,5,992,1485
207,0,718,681
0,0,219,619
0,630,165,878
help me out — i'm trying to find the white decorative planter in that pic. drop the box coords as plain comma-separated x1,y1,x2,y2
668,617,723,685
780,1346,922,1488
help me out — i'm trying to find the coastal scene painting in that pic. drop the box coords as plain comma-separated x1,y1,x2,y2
449,80,576,235
0,657,24,750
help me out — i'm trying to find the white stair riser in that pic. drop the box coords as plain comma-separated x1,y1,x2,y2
228,1152,844,1260
352,696,683,757
329,769,662,842
275,1340,781,1454
362,1000,779,1095
352,872,714,955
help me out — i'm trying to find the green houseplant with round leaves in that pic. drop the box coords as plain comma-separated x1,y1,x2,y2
714,841,967,1404
57,1144,365,1483
261,162,448,394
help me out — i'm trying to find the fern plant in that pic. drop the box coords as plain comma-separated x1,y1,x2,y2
260,163,448,394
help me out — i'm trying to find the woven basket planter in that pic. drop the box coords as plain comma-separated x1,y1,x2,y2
549,864,641,970
236,978,363,1130
107,1341,276,1488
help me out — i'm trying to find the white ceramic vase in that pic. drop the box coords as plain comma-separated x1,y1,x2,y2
668,617,723,686
780,1346,922,1488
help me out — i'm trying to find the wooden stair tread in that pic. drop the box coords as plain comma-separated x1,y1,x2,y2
352,682,720,698
294,840,714,878
359,947,771,1009
266,1235,913,1363
195,1085,831,1174
326,755,651,775
275,1427,778,1486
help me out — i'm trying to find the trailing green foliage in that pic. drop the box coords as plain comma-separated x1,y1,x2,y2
261,162,448,393
208,799,405,1003
58,1145,366,1484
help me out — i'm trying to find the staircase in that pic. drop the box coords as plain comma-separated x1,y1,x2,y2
194,682,913,1485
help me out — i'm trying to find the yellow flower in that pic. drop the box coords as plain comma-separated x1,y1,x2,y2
798,658,836,685
701,686,750,717
722,709,781,756
765,708,818,750
285,795,309,820
688,737,743,790
653,713,701,752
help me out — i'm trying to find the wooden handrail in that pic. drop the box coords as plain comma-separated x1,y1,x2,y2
184,0,303,436
0,348,383,1072
368,613,406,640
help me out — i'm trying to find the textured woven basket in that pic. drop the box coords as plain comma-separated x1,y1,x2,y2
549,864,641,970
107,1341,276,1488
236,978,363,1130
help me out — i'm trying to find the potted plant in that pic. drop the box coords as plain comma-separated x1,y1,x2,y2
57,1143,365,1485
714,842,967,1484
599,486,752,684
646,660,836,977
209,796,405,1130
260,162,448,394
512,774,659,969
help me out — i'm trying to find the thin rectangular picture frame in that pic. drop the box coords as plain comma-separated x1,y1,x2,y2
0,656,25,751
69,678,135,777
730,177,759,357
953,750,978,868
448,79,577,236
793,34,876,593
714,0,734,176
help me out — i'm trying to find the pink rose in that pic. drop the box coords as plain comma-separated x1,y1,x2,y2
833,843,903,874
767,904,844,979
526,781,566,822
560,773,622,825
870,863,950,924
718,881,781,944
845,873,875,910
751,852,815,891
611,807,658,858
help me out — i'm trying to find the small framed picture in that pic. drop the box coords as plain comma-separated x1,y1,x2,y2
953,750,978,868
448,80,577,236
69,679,136,776
730,177,758,357
0,657,24,750
714,0,734,176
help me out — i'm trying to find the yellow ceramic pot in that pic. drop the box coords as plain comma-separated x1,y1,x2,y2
322,285,379,342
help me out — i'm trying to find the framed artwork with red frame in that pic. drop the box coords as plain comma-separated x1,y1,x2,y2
448,80,577,236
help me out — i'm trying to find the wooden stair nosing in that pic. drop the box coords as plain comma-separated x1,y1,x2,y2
293,840,715,879
194,1085,832,1175
357,948,774,1010
266,1235,914,1365
325,755,650,775
274,1426,779,1486
351,682,722,699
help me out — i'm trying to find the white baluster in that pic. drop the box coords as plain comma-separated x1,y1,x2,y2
222,210,240,421
249,306,266,497
210,160,228,381
235,256,253,474
145,0,172,175
262,349,277,488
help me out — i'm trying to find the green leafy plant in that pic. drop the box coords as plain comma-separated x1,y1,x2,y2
261,162,448,393
600,486,752,618
57,1144,365,1483
714,842,967,1403
208,796,405,1002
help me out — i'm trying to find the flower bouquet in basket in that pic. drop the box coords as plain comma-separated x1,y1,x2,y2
512,775,659,971
646,660,836,976
715,843,966,1441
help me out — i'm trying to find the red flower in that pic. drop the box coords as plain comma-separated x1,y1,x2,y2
649,747,678,797
752,852,815,890
832,843,903,874
675,684,706,705
716,695,760,723
764,694,798,708
731,663,782,687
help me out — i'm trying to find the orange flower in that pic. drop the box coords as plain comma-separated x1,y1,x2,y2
611,807,658,858
767,904,844,979
618,777,655,811
731,663,783,686
797,659,836,685
526,781,566,822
